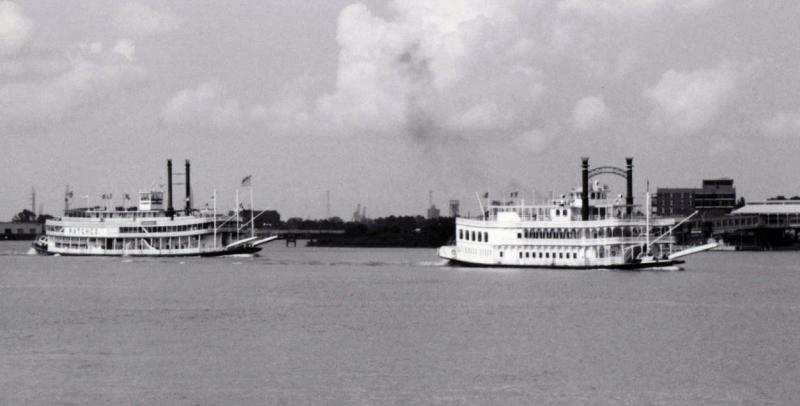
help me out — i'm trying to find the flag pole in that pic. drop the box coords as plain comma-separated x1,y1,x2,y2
250,185,255,238
236,188,240,240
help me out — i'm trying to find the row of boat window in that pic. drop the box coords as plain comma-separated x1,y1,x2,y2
498,245,624,260
52,236,203,250
52,236,89,249
65,211,164,219
498,249,580,259
458,229,489,242
517,227,659,239
515,251,578,260
119,223,212,233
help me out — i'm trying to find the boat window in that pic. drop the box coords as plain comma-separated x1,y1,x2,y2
478,233,482,242
499,251,503,257
484,232,488,242
471,231,475,241
459,229,463,239
519,252,523,259
517,232,521,239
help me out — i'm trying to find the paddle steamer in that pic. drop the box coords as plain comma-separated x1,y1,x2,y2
438,158,716,269
32,160,276,256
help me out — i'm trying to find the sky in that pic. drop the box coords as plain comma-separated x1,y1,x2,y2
2,0,800,220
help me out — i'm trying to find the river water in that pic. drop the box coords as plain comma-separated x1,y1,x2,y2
1,241,798,405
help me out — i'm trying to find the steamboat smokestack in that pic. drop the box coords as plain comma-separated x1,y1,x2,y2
185,159,191,214
626,157,633,216
167,159,174,218
581,157,589,221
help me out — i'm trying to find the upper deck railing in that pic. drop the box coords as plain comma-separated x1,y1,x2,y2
476,199,648,222
60,207,224,221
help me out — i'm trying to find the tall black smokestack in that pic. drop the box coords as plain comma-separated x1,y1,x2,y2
626,157,633,216
167,159,174,219
581,157,589,221
185,160,191,214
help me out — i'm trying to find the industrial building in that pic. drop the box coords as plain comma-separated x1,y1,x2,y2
656,179,736,216
1,222,42,240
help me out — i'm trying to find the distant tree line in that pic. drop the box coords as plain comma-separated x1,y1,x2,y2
767,195,800,201
304,215,456,248
10,209,53,224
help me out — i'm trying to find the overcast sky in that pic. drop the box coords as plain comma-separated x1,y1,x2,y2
2,0,800,220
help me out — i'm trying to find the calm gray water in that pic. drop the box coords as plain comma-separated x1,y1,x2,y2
1,241,798,405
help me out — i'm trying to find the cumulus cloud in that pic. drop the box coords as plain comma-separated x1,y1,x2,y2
570,96,610,131
0,1,33,57
644,61,752,136
162,81,246,129
763,111,800,137
314,0,546,144
0,41,145,131
115,2,179,37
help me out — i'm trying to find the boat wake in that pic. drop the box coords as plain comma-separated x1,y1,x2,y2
224,253,257,258
651,265,683,272
418,259,450,267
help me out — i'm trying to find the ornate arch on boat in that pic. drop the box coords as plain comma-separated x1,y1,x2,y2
588,166,627,180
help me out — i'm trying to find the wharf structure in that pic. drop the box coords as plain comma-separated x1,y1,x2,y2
707,200,800,250
655,178,800,249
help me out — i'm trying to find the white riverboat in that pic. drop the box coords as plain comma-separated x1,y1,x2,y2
438,158,717,269
32,160,277,257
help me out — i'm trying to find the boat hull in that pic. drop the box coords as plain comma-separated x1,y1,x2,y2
31,248,262,257
31,235,263,257
442,256,684,270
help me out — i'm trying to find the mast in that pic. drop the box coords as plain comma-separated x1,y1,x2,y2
236,189,240,240
250,185,255,238
645,189,651,256
64,186,71,213
475,192,486,220
213,189,217,249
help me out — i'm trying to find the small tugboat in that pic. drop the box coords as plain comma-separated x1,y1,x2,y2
32,160,277,257
437,157,717,269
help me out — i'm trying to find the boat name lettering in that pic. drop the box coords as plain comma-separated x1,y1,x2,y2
64,227,101,236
